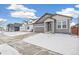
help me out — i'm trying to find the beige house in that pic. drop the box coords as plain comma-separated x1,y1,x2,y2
20,23,28,32
33,13,72,34
20,21,35,32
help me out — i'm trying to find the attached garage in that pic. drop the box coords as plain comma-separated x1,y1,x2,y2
71,24,79,36
33,23,44,33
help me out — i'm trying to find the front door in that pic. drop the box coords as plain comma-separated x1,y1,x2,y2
47,22,52,32
44,18,55,33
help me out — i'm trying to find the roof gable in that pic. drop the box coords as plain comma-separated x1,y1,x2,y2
34,13,72,24
34,13,54,23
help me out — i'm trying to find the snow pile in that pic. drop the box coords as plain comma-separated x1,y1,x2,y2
23,33,79,55
0,44,20,55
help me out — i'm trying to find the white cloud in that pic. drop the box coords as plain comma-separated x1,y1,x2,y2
56,8,79,18
7,4,36,12
7,4,38,19
70,22,76,27
0,18,7,23
11,11,38,19
75,5,79,8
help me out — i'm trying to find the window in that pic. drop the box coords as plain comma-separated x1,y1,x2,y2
57,20,67,29
62,21,67,28
27,26,29,29
57,21,61,29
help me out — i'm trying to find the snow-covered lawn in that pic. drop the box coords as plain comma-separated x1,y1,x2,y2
0,44,20,55
23,33,79,55
3,32,31,36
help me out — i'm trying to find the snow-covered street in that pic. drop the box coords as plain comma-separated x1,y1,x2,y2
23,33,79,55
2,32,31,36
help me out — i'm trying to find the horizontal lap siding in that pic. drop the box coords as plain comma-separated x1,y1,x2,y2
56,29,69,34
52,15,71,34
33,23,44,33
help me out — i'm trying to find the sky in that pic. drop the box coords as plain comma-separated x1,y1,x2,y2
0,4,79,26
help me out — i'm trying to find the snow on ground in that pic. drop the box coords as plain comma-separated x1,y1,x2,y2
0,44,20,55
23,33,79,55
3,32,31,36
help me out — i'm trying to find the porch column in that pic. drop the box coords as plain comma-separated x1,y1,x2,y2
44,22,47,32
51,21,55,33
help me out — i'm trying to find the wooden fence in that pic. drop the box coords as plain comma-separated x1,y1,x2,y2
71,26,79,35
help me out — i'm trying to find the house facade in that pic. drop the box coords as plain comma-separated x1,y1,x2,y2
33,13,72,34
20,22,33,32
20,23,28,32
7,23,22,32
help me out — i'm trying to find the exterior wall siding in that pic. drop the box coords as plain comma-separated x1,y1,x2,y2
8,27,15,32
55,29,69,33
52,15,71,34
33,23,44,32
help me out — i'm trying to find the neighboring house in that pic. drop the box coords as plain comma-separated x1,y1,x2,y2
20,23,28,32
20,20,37,32
27,22,33,32
33,13,72,34
0,27,5,31
71,23,79,35
7,23,22,32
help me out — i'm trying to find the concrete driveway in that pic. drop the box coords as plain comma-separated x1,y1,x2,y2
23,33,79,55
0,32,60,55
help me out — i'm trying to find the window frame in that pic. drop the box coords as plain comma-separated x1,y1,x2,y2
56,20,68,29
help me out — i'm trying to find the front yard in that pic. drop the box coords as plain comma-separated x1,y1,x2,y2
0,32,78,55
23,33,79,55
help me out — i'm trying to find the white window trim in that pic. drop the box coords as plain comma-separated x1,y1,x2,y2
56,20,68,29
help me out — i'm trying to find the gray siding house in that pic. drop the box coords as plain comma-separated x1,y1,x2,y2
7,23,22,32
33,13,72,33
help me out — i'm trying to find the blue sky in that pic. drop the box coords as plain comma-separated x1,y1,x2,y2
0,4,78,26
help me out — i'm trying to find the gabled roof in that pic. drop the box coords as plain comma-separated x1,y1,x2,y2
34,13,54,23
32,19,38,24
34,13,72,24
